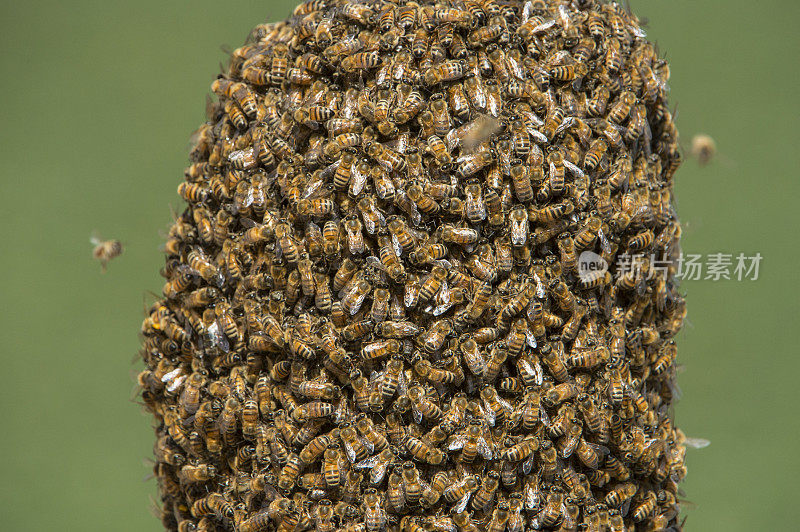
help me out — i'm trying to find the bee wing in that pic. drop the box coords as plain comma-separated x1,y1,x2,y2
334,398,350,424
412,403,424,425
480,400,495,427
524,482,539,510
359,434,375,454
477,437,493,460
620,497,633,518
89,230,103,246
350,164,368,197
343,441,358,463
239,217,259,229
404,281,419,308
167,374,187,395
439,280,451,305
454,492,471,514
684,437,710,449
525,328,538,349
431,302,452,317
365,255,385,272
539,402,551,427
370,461,389,485
498,396,513,414
533,273,547,298
397,371,408,397
563,160,585,179
448,435,466,451
521,0,534,22
369,371,384,386
531,19,557,34
206,322,230,353
353,454,381,469
391,233,403,257
528,128,550,144
429,516,456,532
532,359,543,385
302,178,324,199
522,453,535,475
555,116,574,137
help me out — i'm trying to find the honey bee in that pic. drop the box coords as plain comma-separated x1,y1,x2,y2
319,445,344,489
628,229,654,251
502,435,539,463
549,62,588,83
90,233,123,272
211,78,257,117
292,401,334,423
361,488,387,531
424,60,468,86
506,205,528,247
414,358,459,386
178,463,216,484
406,184,440,215
462,470,499,512
366,142,406,172
605,482,638,507
690,133,716,166
407,385,442,423
341,51,382,72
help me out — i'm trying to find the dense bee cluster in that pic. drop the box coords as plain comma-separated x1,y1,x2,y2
139,0,690,530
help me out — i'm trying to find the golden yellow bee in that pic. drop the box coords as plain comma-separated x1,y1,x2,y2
90,233,123,272
423,60,468,85
341,51,381,72
605,482,638,507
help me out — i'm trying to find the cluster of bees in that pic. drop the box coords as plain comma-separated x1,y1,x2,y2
138,0,691,530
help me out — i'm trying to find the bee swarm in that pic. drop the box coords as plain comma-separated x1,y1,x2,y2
139,0,689,531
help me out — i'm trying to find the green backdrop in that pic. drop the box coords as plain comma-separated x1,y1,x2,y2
0,1,797,530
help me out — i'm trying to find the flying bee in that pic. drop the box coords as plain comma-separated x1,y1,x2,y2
90,233,123,272
691,133,716,166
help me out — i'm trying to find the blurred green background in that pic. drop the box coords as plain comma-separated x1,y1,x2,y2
0,1,797,530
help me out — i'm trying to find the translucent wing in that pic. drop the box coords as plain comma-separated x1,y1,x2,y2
391,233,402,258
530,129,549,144
563,160,585,179
359,434,374,454
481,400,495,427
522,453,535,475
448,435,466,451
454,492,471,514
370,460,389,485
478,437,493,460
355,455,382,469
684,437,710,449
525,328,538,349
343,441,357,463
412,403,423,425
555,116,574,137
